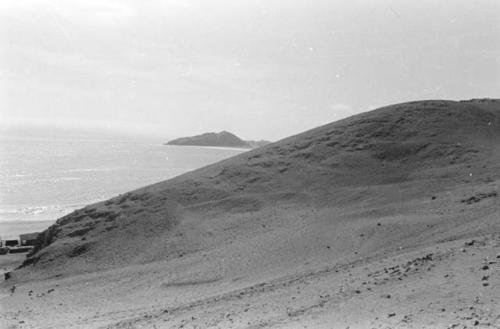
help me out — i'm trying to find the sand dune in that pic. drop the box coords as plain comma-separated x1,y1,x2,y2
1,99,500,328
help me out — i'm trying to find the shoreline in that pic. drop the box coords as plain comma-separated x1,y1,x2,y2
0,220,54,239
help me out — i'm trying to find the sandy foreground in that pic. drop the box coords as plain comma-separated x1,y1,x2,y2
0,254,26,280
1,227,499,328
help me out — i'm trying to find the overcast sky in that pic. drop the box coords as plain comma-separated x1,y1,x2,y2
0,0,498,140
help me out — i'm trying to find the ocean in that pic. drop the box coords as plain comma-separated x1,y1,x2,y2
0,135,245,239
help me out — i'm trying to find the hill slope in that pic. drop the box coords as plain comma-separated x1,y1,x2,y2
166,131,251,148
3,99,500,328
18,99,500,277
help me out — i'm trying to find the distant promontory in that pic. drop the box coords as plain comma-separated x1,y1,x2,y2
165,131,271,149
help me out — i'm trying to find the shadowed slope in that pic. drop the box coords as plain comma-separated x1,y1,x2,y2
14,99,500,281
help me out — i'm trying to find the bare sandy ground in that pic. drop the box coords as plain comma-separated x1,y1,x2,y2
2,236,499,329
0,254,26,279
2,195,499,329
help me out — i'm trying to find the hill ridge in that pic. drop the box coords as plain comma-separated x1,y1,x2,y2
15,98,500,280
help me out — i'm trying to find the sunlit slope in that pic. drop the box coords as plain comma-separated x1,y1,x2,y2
15,99,500,281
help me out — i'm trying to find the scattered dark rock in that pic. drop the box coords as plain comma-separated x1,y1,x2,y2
4,272,11,280
431,196,436,200
68,227,93,238
381,294,391,299
69,244,90,258
481,265,489,270
422,253,433,261
461,192,497,204
388,313,396,318
465,240,476,246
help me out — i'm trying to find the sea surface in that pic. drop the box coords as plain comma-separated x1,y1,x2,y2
0,135,245,238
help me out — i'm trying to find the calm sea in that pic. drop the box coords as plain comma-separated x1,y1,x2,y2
0,135,245,238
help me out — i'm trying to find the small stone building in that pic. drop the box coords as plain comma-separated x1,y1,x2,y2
4,239,19,247
20,232,40,246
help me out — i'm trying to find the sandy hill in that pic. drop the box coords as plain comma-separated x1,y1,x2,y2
3,99,500,328
166,131,251,148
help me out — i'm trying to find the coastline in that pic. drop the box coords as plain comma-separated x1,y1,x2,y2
164,144,251,151
0,220,55,239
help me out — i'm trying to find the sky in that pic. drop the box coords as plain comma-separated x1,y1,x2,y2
0,0,499,141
